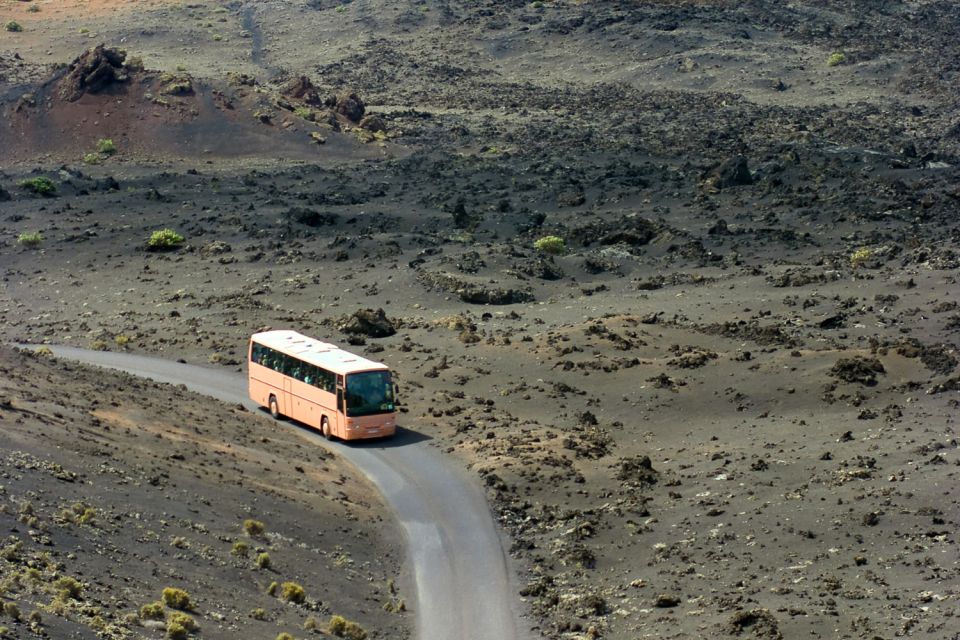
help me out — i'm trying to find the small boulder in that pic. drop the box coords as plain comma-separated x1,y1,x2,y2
339,308,396,338
726,609,782,638
358,114,386,132
654,594,680,608
334,91,365,122
830,356,885,386
199,241,231,258
704,155,753,190
282,75,322,106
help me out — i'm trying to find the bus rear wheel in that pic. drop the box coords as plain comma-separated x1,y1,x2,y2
269,395,280,419
321,417,334,441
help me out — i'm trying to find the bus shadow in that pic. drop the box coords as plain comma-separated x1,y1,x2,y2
349,426,432,449
264,409,431,448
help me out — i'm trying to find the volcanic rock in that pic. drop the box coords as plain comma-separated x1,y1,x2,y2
335,91,365,122
705,155,753,190
359,114,387,132
830,356,885,386
282,75,323,106
726,609,783,638
418,271,534,305
339,308,396,338
59,45,129,102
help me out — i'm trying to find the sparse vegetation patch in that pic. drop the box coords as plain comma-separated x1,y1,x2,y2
147,229,185,251
18,177,55,196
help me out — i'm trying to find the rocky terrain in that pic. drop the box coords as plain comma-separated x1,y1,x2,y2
2,0,959,639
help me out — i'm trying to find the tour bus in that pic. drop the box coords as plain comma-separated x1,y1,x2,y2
248,330,396,440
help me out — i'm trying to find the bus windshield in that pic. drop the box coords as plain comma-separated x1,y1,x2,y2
345,371,394,417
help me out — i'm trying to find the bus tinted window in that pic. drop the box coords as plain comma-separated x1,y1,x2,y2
252,342,337,393
345,371,394,417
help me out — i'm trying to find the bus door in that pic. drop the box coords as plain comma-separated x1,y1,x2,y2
335,375,345,436
282,377,292,415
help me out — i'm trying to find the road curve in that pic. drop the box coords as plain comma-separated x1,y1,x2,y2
34,346,532,640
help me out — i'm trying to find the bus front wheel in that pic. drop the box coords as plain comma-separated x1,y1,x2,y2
269,395,280,419
321,417,334,441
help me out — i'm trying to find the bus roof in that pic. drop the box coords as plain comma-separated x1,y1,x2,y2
250,330,389,376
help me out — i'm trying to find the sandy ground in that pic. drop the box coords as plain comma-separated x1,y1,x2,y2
2,0,959,639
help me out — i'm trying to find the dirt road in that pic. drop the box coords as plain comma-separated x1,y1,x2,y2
37,345,533,640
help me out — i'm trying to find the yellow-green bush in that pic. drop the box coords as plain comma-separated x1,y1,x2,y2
243,519,265,536
96,138,116,155
534,235,565,255
328,615,367,640
280,582,305,604
161,587,192,610
147,229,185,251
850,247,872,267
140,601,165,620
18,177,55,196
17,232,42,248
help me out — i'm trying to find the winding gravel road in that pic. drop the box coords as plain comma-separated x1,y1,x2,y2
36,346,532,640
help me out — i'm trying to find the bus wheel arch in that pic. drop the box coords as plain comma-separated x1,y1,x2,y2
321,416,334,441
269,395,280,419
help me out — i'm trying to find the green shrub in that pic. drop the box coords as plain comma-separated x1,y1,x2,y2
17,232,42,248
231,541,249,557
256,552,271,569
328,615,367,640
850,247,872,267
329,616,347,635
140,601,165,620
18,177,55,196
96,138,116,155
5,22,22,33
2,602,21,622
82,153,101,165
267,581,278,596
382,598,405,613
55,576,83,600
161,587,192,610
167,612,196,632
147,229,185,251
293,107,314,121
74,503,96,524
250,607,266,620
166,621,188,640
827,52,846,67
276,634,295,640
243,519,265,536
280,581,305,604
534,235,566,255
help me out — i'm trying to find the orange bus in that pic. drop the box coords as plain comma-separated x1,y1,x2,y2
248,330,397,440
